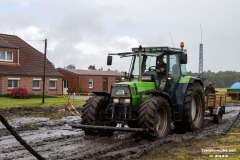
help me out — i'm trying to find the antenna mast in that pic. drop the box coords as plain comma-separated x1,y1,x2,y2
199,24,203,74
169,32,174,47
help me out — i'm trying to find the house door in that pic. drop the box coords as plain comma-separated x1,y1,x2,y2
103,77,108,92
63,80,68,94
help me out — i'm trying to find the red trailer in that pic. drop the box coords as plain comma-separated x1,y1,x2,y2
205,94,226,123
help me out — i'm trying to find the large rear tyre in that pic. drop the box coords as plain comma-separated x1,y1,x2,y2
138,96,171,140
174,82,205,132
81,96,110,135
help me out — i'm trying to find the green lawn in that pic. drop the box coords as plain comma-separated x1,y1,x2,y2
0,97,86,109
0,89,239,109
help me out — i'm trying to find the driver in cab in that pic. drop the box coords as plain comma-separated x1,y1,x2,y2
156,55,166,78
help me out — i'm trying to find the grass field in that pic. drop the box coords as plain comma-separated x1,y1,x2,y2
0,97,86,109
0,89,239,109
138,133,240,160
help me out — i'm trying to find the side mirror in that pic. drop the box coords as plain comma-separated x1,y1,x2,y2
124,72,130,80
180,53,187,64
107,56,112,65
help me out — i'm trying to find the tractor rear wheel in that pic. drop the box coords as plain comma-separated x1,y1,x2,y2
81,96,110,135
174,82,205,132
138,96,171,140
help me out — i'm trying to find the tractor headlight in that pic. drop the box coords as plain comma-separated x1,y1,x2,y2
124,98,131,103
113,98,119,103
113,98,131,104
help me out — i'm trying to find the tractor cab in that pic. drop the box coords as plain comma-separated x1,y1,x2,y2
107,43,188,94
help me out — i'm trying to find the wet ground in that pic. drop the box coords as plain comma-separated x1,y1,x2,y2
0,106,239,160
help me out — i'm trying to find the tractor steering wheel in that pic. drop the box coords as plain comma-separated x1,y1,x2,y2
148,66,157,71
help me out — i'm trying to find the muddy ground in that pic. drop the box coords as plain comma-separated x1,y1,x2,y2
0,105,239,160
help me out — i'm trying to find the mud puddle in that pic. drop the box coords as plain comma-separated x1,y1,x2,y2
0,106,239,160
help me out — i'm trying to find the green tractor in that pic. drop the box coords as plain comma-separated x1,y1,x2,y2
74,43,205,140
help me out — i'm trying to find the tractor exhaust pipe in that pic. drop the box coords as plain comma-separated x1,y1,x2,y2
138,45,142,82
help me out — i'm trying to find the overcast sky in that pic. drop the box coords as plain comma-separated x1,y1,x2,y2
1,0,240,73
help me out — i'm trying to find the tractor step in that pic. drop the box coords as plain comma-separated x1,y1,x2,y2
71,124,148,132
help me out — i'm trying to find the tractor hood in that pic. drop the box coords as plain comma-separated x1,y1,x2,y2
114,81,156,94
111,81,156,106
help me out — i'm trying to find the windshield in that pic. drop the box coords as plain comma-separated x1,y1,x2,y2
131,53,164,81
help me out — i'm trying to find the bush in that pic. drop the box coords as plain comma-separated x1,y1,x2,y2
10,87,28,98
0,93,11,97
77,84,83,93
27,93,57,98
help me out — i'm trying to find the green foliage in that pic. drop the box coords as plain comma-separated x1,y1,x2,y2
229,127,240,133
64,64,76,69
88,65,96,70
77,84,83,93
188,71,240,88
27,93,57,98
0,93,11,97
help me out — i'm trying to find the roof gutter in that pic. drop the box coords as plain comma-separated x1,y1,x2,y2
17,49,19,64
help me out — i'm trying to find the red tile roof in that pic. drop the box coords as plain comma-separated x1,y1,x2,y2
0,39,19,49
0,33,63,77
59,68,125,77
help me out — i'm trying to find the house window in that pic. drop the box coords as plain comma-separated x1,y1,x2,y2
49,79,57,89
0,51,13,62
89,79,93,88
8,78,20,89
33,79,41,89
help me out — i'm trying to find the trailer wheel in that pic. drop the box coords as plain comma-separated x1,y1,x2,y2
138,96,171,140
174,82,205,132
214,109,223,124
81,96,110,135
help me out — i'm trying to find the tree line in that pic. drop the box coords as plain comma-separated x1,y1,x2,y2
64,64,104,71
188,70,240,88
64,64,240,88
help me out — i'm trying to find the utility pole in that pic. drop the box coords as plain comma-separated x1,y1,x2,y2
42,39,47,104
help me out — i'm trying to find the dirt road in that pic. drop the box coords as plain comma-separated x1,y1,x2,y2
0,106,239,160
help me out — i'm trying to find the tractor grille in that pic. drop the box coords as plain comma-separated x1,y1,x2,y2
111,84,131,98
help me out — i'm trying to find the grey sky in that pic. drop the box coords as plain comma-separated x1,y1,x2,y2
1,0,240,72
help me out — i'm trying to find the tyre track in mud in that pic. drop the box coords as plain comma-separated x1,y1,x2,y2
51,138,139,160
0,106,239,160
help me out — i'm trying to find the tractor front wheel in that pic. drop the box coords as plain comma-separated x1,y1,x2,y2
138,96,171,140
81,96,110,135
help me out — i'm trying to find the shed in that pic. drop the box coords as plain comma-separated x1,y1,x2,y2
227,82,240,100
230,82,240,89
57,68,125,94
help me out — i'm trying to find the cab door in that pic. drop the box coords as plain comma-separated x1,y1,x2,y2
164,54,181,94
